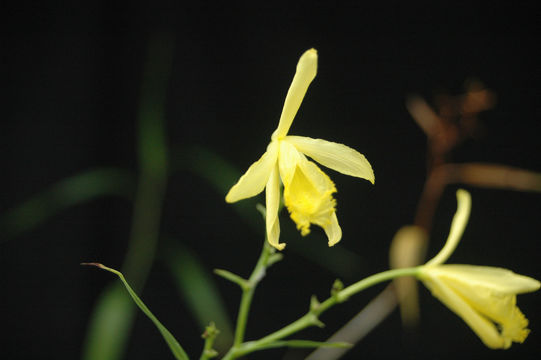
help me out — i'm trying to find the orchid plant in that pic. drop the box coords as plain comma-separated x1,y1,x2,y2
84,49,540,359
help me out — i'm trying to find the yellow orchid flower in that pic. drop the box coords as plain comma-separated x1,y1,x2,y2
225,49,374,250
419,190,540,349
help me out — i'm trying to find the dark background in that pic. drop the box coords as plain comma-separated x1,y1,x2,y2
2,2,540,360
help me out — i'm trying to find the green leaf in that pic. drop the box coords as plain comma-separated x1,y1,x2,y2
175,145,262,231
164,242,234,352
0,167,134,241
83,263,190,360
81,283,137,360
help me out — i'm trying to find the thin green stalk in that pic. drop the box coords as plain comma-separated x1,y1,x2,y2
199,322,219,360
225,267,421,359
199,338,217,360
331,267,422,307
234,291,256,346
233,241,274,346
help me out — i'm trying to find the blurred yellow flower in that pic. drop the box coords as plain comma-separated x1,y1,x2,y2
420,264,540,349
225,49,374,250
419,190,540,349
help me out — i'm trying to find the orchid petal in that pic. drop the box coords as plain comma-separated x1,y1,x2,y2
426,189,471,266
286,136,374,183
431,265,540,295
437,265,536,346
323,212,342,246
272,49,318,140
266,163,284,250
278,140,303,186
421,271,505,349
420,265,539,349
297,156,337,197
225,141,278,203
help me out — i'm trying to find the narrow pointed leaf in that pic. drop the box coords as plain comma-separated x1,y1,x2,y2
83,263,189,360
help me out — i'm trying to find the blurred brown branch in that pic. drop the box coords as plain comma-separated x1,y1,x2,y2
415,162,541,231
407,80,496,171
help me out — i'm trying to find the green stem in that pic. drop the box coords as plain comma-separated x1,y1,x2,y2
199,322,219,360
227,267,421,359
199,339,215,360
233,241,274,347
234,290,256,346
334,267,421,305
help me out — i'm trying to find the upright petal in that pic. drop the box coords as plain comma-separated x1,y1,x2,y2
266,163,284,250
286,136,375,183
225,141,278,203
426,189,471,266
272,49,318,140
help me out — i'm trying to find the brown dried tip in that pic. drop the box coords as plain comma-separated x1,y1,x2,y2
80,262,105,269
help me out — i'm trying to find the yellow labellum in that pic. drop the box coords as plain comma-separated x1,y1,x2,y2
419,190,540,349
226,49,374,250
283,156,341,246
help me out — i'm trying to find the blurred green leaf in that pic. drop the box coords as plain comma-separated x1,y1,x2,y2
258,340,351,350
164,241,234,352
83,32,174,360
179,144,261,230
0,167,134,241
83,263,189,360
81,283,136,360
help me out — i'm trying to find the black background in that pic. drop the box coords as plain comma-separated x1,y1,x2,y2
2,2,540,360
